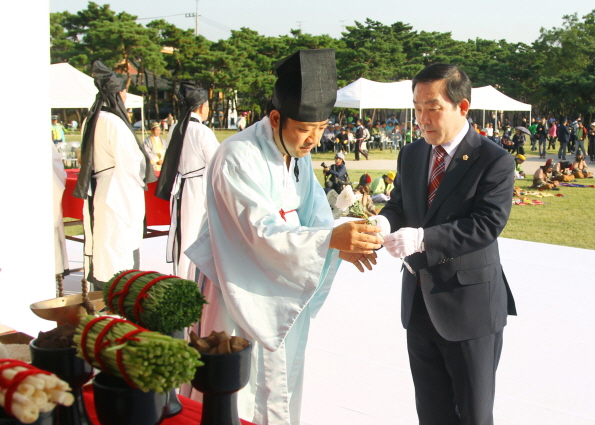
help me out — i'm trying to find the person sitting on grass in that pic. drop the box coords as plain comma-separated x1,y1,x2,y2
514,154,526,179
572,154,592,178
531,159,559,190
370,172,395,203
552,160,575,182
352,174,377,217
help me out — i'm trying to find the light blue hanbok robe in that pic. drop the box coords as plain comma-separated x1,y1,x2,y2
185,117,340,425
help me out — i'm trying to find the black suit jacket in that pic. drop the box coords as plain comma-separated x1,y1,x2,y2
558,124,570,144
380,127,517,342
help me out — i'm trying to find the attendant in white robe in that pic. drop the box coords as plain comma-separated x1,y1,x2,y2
156,83,220,280
73,61,155,289
52,143,68,275
186,49,383,425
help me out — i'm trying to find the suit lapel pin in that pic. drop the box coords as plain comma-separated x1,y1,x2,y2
462,155,469,161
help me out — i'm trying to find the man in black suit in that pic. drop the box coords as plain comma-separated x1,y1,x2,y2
557,119,570,160
377,64,516,425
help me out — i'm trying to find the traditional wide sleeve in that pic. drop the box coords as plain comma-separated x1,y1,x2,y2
103,115,146,226
200,128,220,165
202,160,335,351
143,136,158,163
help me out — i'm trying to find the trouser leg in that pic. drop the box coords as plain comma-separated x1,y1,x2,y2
407,287,503,425
577,141,586,156
407,288,460,425
539,137,546,157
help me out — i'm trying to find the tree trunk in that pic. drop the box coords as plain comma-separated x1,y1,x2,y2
153,72,160,121
172,78,179,121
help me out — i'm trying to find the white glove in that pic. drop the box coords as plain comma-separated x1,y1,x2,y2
383,227,425,258
372,215,391,237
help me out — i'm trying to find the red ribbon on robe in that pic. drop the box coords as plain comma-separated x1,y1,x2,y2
279,209,296,221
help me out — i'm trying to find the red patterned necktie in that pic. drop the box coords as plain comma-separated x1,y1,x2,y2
428,145,447,208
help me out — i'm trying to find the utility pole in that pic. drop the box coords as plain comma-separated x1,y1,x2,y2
195,0,199,36
185,0,199,36
296,21,304,31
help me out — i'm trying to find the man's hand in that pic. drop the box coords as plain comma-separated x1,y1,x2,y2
330,220,382,254
339,251,377,272
383,227,424,258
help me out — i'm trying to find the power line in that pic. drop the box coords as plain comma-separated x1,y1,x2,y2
200,16,232,32
136,13,187,21
136,13,231,35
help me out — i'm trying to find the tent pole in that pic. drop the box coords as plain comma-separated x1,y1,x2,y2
482,110,485,128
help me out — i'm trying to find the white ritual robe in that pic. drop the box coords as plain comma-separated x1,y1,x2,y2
185,117,341,425
52,143,68,274
82,111,146,283
166,113,220,280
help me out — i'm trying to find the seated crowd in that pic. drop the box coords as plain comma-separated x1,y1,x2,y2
318,113,421,159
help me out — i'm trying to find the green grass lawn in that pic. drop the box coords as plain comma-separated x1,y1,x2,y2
501,176,595,249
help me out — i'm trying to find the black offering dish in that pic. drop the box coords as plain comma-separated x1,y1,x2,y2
92,372,169,425
191,340,252,425
29,339,94,425
0,408,52,425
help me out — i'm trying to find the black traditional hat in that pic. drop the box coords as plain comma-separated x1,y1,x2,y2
155,82,209,201
272,49,337,123
178,82,208,110
93,60,126,94
270,49,337,182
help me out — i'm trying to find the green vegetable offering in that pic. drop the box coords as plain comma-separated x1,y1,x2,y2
103,270,207,335
74,315,202,393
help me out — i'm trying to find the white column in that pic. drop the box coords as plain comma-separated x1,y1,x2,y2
0,3,56,335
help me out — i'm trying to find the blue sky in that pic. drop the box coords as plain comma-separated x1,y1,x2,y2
50,0,595,45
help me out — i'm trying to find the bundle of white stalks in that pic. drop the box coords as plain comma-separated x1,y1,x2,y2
0,359,74,424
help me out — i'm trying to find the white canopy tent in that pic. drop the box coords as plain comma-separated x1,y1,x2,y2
471,85,532,126
50,63,146,136
335,78,413,109
335,78,415,126
335,78,532,127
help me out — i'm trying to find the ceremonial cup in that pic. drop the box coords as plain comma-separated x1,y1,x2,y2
191,340,252,425
92,372,169,425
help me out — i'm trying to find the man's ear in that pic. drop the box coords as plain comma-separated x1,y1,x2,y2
269,110,280,130
459,98,470,117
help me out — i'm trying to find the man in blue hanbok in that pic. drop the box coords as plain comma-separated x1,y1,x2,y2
186,49,382,425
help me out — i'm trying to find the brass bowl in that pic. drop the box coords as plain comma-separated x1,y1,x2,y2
30,292,105,326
